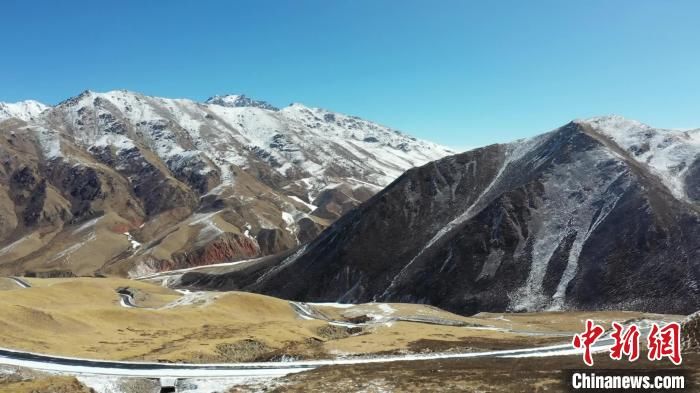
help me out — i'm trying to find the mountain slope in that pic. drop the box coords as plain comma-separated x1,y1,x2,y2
188,116,700,315
0,90,452,276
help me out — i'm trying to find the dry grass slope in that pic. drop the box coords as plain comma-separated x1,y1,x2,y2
0,277,684,364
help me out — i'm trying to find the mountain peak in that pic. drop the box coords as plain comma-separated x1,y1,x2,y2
0,99,50,122
205,94,279,111
578,114,650,131
56,89,97,107
286,102,311,109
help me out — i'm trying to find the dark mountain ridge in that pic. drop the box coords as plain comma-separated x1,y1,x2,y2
180,118,700,315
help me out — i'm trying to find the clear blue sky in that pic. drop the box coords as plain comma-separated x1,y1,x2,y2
2,0,699,149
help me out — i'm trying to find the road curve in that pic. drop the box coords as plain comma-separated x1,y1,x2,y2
118,293,138,308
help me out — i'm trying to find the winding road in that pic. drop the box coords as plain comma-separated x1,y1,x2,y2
0,337,619,379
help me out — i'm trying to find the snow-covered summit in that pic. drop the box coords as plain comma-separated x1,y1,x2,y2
0,100,49,122
205,94,279,111
27,89,454,198
581,114,649,132
579,115,699,201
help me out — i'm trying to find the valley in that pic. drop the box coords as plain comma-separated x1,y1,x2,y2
0,92,698,392
2,2,698,391
2,277,666,362
0,276,693,392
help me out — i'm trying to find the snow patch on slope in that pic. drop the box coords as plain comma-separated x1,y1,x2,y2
381,133,550,298
509,146,630,311
93,134,135,151
30,126,62,159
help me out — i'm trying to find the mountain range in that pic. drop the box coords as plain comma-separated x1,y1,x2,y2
2,90,698,315
0,90,452,277
178,116,700,315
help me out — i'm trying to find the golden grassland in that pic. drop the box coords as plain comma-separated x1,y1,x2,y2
0,277,324,362
0,278,22,291
0,277,683,364
0,375,92,393
261,353,700,393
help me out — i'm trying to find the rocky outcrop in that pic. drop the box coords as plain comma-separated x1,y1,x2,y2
296,217,324,244
205,94,279,111
687,158,700,202
311,184,375,221
89,144,198,216
683,312,700,352
6,165,72,229
256,228,297,256
163,233,261,271
24,270,77,278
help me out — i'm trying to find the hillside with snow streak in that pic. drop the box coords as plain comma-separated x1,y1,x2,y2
0,90,452,277
183,117,700,315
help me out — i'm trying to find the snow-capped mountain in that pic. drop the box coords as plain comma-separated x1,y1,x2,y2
182,116,700,315
585,115,700,202
0,90,453,277
0,100,48,122
43,90,450,193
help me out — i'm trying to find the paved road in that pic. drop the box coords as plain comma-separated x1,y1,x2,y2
0,337,616,379
117,293,138,308
8,276,31,288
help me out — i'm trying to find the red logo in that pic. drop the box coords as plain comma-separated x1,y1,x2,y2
572,319,605,366
647,322,682,365
573,320,682,366
609,322,640,362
